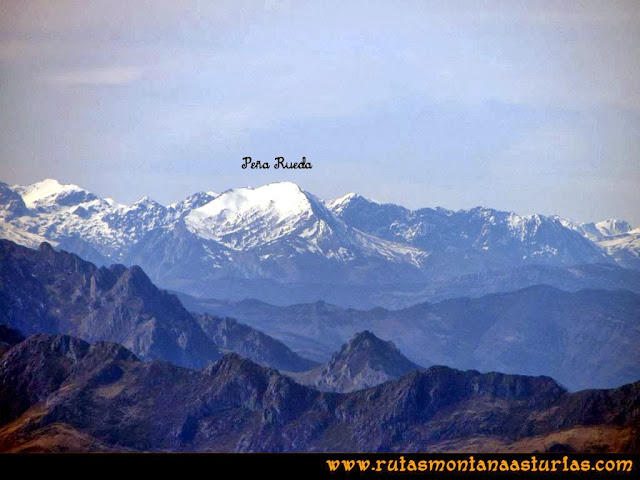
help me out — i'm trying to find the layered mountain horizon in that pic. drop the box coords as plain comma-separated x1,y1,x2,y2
0,238,318,372
184,285,640,391
0,237,638,452
1,236,637,392
1,178,638,308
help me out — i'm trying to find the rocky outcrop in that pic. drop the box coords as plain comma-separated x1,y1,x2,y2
293,331,423,392
0,239,318,372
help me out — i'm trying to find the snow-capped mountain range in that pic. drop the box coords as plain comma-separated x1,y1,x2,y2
0,178,638,303
557,217,640,269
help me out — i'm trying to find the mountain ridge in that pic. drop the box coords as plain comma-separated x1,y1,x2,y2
188,284,640,391
0,332,638,452
1,179,638,308
0,239,318,372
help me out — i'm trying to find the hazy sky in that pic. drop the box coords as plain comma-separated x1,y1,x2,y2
1,1,639,224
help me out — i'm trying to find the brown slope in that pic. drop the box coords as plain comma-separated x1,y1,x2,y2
0,333,638,453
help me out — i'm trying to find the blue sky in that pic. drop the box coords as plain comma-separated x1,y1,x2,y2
1,0,639,224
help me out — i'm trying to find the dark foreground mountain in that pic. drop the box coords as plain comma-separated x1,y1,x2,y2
195,314,318,372
0,325,24,357
0,238,221,369
0,239,316,371
188,286,640,391
0,333,638,453
291,331,423,392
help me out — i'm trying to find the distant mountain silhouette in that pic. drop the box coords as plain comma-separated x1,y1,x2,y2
191,286,640,391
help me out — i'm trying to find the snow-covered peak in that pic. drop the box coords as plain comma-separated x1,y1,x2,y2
327,192,362,213
595,219,632,237
17,178,94,208
326,192,386,216
130,196,164,210
169,191,217,214
554,216,634,242
194,182,313,221
328,192,358,205
185,182,318,248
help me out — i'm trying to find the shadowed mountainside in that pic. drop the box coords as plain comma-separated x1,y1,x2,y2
195,313,318,372
0,239,221,369
0,239,316,372
0,333,638,453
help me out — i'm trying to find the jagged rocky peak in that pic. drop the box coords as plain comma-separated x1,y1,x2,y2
345,330,396,350
295,330,424,393
170,191,218,215
195,313,319,373
329,330,422,371
203,351,271,378
327,191,409,215
6,333,137,367
129,195,165,211
34,241,98,276
0,238,222,369
111,264,157,296
326,191,362,211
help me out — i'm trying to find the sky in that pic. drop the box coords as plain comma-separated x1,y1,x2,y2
0,0,639,225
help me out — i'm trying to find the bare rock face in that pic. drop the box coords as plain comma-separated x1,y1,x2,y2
0,239,321,373
196,314,318,373
0,333,638,453
293,331,423,392
0,334,138,426
0,239,221,369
